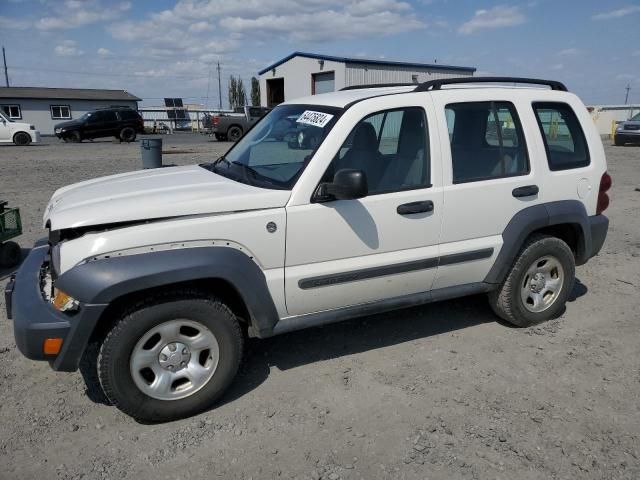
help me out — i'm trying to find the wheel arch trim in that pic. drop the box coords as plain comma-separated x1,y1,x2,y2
484,200,592,285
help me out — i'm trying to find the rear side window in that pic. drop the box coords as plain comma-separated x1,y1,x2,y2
533,102,590,171
446,101,529,184
119,110,140,120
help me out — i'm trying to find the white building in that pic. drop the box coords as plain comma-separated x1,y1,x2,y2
258,52,476,107
0,87,140,135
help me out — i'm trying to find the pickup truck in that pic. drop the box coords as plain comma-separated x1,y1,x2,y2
212,106,270,141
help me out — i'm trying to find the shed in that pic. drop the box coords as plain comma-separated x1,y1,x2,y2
258,52,476,107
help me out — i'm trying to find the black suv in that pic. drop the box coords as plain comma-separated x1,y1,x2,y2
54,107,144,143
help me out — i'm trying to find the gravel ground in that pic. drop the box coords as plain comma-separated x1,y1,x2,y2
0,134,639,480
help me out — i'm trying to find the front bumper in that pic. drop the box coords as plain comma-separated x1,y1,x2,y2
615,132,640,144
6,241,107,371
30,131,41,143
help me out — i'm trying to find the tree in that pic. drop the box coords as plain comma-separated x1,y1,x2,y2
227,75,247,110
250,77,260,106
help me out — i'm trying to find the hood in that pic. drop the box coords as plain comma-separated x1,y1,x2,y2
45,165,291,230
54,119,84,130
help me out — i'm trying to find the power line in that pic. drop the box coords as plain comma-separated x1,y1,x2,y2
2,46,9,87
8,65,210,80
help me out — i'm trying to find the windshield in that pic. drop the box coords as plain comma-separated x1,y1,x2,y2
0,111,12,123
80,112,93,121
207,104,342,189
631,112,640,121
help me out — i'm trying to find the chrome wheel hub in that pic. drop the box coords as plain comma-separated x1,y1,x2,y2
129,319,219,401
520,255,564,313
158,342,191,372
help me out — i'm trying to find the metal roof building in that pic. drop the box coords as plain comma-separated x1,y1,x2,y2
0,87,140,135
258,52,476,107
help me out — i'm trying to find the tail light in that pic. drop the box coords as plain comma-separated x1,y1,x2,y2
213,116,220,126
596,171,612,215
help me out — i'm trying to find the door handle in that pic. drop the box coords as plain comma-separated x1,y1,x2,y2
397,200,434,215
512,185,539,198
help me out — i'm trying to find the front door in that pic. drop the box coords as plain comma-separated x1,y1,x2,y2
285,104,443,316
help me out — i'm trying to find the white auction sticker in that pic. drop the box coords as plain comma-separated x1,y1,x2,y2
296,110,334,128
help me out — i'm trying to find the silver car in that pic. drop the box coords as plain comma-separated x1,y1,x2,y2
614,112,640,146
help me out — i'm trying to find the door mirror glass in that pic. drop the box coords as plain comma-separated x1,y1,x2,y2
317,169,368,201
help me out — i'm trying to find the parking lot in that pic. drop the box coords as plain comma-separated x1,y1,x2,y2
1,134,639,480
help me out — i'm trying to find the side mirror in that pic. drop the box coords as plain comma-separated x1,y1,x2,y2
317,169,368,201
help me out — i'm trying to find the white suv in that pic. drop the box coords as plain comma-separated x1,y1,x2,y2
7,77,611,421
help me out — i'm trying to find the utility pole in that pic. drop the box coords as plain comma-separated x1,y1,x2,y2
624,83,630,105
216,61,222,110
2,46,9,87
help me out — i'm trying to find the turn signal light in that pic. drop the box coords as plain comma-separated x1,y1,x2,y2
52,289,79,312
43,338,63,355
596,171,612,215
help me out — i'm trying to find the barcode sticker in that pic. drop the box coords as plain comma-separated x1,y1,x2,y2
296,110,334,128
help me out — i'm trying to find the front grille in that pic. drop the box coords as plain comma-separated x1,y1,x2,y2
625,124,640,131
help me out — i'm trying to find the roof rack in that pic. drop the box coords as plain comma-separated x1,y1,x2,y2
340,83,416,91
413,76,568,92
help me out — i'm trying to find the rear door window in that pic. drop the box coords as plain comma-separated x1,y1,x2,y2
446,101,529,183
532,102,590,171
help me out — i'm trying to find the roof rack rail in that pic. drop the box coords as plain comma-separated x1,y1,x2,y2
340,83,416,91
414,76,568,92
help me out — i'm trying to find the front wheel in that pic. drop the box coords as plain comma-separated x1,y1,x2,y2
13,132,31,146
614,136,624,146
0,241,21,268
488,234,575,327
98,292,244,422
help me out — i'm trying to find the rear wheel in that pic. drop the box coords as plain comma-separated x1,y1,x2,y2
13,132,31,146
0,241,21,268
119,127,136,142
227,126,243,142
489,234,575,327
98,292,244,422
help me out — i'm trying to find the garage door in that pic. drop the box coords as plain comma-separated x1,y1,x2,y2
313,72,335,95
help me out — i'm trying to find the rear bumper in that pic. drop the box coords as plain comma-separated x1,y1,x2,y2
6,242,107,372
587,214,608,259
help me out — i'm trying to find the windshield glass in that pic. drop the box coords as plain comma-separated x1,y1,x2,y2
81,112,93,121
208,104,342,190
631,112,640,121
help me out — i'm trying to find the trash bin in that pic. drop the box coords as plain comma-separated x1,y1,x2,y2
141,138,163,169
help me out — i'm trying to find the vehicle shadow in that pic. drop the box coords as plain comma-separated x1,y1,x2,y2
79,277,589,422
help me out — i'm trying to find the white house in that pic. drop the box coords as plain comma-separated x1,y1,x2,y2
258,52,476,107
0,87,140,135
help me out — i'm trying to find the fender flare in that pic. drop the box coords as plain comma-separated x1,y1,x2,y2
484,200,591,285
56,247,280,337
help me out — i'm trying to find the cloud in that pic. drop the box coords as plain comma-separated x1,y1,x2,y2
97,47,112,56
551,63,563,70
54,40,84,57
189,21,212,32
458,5,526,34
0,15,31,29
592,5,640,20
36,0,131,30
557,48,580,56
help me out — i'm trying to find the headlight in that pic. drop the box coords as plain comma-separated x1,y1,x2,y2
52,288,79,312
54,128,61,133
616,124,624,131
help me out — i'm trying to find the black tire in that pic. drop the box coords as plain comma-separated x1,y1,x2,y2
227,126,243,142
214,133,227,141
13,132,31,146
98,291,244,422
614,136,624,146
0,241,21,268
66,131,82,143
488,234,575,327
119,127,136,142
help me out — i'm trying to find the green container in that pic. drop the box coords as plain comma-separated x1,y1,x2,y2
0,201,22,242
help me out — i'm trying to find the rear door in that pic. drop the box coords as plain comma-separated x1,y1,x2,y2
432,91,545,290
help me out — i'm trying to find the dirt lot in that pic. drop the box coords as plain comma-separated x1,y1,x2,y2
1,134,639,480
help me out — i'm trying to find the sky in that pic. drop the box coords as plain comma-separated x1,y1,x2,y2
0,0,638,107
